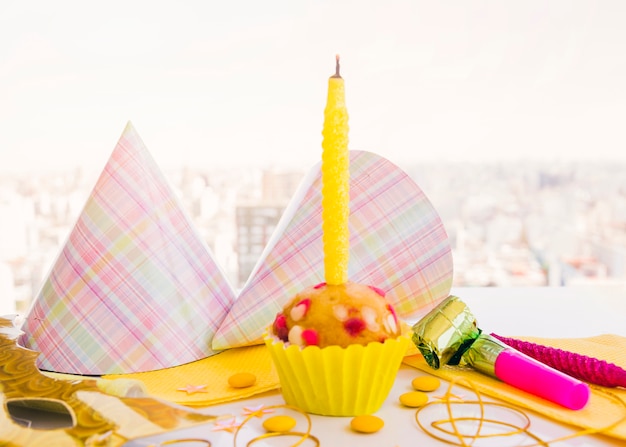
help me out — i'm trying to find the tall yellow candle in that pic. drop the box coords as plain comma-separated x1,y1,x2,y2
321,55,350,285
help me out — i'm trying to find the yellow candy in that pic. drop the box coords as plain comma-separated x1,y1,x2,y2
350,414,384,433
262,415,297,433
399,391,429,408
227,372,256,388
411,376,441,392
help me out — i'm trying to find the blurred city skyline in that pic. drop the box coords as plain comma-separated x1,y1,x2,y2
2,1,626,174
1,157,625,316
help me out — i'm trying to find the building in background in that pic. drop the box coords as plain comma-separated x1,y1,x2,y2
235,203,285,286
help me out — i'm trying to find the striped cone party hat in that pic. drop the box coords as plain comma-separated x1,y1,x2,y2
212,150,454,350
20,122,236,375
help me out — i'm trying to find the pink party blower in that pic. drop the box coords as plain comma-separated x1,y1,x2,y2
411,296,590,410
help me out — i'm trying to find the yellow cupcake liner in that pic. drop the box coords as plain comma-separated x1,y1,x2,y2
264,334,410,416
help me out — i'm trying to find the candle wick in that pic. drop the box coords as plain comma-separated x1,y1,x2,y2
333,54,341,78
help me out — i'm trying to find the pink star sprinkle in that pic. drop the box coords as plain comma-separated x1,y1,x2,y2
242,404,274,418
176,384,208,395
212,417,242,433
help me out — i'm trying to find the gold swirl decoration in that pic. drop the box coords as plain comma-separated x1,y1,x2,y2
0,316,216,446
415,376,626,446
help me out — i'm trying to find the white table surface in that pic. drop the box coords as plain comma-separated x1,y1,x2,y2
125,286,626,447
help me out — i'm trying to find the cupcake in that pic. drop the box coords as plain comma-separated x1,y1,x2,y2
265,281,409,416
264,56,410,416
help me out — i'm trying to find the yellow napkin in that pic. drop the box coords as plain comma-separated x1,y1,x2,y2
105,344,279,406
103,321,418,407
404,334,626,440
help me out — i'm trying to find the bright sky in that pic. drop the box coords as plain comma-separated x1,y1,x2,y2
1,0,625,173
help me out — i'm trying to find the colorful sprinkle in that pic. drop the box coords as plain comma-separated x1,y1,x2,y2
384,313,398,334
313,282,326,289
273,313,288,341
412,376,441,392
228,372,256,388
301,328,319,346
361,306,380,332
350,414,384,433
344,318,366,336
399,391,429,408
368,285,386,297
262,415,297,433
333,304,348,321
288,325,304,346
290,298,311,321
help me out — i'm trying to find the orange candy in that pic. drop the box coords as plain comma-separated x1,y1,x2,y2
350,414,384,433
228,372,256,388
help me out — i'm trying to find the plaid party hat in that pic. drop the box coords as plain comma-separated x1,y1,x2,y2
20,122,236,375
212,150,454,350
